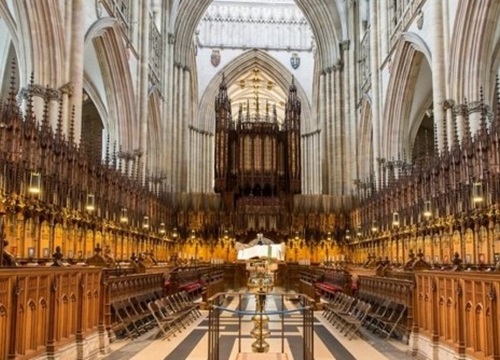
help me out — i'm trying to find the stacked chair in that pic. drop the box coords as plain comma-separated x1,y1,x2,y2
111,290,162,339
322,292,371,340
322,290,407,341
147,290,202,340
111,290,201,340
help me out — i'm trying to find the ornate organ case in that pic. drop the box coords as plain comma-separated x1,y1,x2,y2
214,75,301,233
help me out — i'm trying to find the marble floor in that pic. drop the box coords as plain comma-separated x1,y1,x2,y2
100,291,417,360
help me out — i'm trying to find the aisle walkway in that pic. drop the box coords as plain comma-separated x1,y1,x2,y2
101,291,415,360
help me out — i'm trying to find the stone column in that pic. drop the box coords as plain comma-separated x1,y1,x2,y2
138,0,150,183
334,66,343,195
181,67,191,190
315,132,320,193
431,0,447,153
453,103,467,144
442,1,454,148
369,0,381,189
187,127,192,191
172,65,181,192
319,72,326,193
161,0,173,176
468,101,482,136
379,0,388,58
341,39,353,195
68,0,84,144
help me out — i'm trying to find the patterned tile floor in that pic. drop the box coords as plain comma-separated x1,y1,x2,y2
100,290,417,360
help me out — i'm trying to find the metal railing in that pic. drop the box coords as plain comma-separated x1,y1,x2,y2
207,292,315,360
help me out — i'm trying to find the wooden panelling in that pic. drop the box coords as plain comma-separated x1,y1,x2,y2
0,267,102,359
415,272,500,359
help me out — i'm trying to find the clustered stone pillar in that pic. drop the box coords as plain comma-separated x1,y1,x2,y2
369,0,381,190
138,0,150,183
431,0,447,153
68,0,84,144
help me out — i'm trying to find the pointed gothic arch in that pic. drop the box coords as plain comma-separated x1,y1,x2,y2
197,49,312,133
449,1,500,104
84,19,137,152
171,0,343,69
15,0,65,87
358,96,373,182
382,34,433,162
147,89,164,174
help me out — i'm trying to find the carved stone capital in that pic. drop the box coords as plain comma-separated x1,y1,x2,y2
59,82,74,96
442,99,455,110
468,100,483,114
333,61,344,72
133,149,144,158
453,104,468,117
339,40,350,51
45,87,62,101
18,84,61,101
118,151,135,161
168,34,176,45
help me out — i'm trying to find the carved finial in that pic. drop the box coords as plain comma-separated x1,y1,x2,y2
479,86,488,134
25,73,35,123
289,75,297,93
41,85,51,131
55,99,64,140
494,76,500,131
433,120,439,157
68,106,76,145
105,133,110,166
463,98,472,145
451,106,460,149
7,59,18,110
131,158,136,180
246,98,250,121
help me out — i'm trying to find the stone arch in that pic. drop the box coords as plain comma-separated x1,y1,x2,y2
197,49,312,134
382,34,433,162
84,18,137,152
147,89,163,174
14,0,65,87
0,3,23,94
171,0,344,70
449,1,500,104
358,95,373,182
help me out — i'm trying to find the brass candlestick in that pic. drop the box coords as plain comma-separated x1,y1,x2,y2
247,258,276,353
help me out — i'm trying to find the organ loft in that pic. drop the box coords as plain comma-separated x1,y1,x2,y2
1,1,500,360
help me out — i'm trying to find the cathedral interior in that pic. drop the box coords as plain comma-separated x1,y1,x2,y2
0,1,500,359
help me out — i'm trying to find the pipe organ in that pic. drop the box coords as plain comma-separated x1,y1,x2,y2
214,75,301,234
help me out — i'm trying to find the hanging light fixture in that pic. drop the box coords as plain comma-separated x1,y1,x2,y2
142,216,150,229
29,172,41,194
423,200,432,218
345,229,351,240
392,212,400,227
159,222,166,235
85,194,95,212
356,227,362,236
472,182,484,203
371,220,378,232
120,208,128,223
